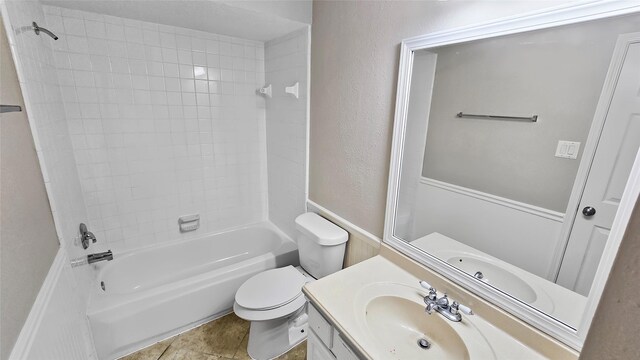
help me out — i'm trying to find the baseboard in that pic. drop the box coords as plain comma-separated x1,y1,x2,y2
9,248,66,360
306,199,382,247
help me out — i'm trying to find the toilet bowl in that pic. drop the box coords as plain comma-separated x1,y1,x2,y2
233,213,348,360
234,266,313,359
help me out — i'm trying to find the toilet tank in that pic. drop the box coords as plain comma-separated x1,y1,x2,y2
295,213,349,279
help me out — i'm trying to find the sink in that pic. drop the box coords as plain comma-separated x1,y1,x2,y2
366,296,470,359
447,256,538,303
354,282,495,359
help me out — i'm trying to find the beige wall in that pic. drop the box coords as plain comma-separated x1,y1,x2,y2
309,0,640,356
0,17,59,360
580,198,640,359
309,0,572,236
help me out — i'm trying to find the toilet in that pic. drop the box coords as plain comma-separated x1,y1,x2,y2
233,212,348,359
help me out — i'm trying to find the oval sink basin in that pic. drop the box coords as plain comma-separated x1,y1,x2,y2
448,256,537,303
366,296,470,359
354,282,495,359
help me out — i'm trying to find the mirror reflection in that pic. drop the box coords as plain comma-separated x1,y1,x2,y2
394,14,640,329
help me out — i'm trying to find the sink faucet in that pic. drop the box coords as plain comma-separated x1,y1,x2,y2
87,250,113,264
419,281,473,322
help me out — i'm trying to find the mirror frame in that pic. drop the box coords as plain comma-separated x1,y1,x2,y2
384,1,640,350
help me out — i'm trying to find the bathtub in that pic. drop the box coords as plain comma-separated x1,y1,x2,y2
87,222,298,360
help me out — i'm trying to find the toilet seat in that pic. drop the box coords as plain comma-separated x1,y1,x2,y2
236,266,307,310
234,266,308,321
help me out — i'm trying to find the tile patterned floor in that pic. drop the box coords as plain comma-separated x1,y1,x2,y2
120,313,306,360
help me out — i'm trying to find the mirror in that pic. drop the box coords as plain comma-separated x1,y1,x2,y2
386,4,640,349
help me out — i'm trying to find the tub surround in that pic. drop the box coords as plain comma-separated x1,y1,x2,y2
302,243,578,359
265,29,309,240
0,14,60,358
34,4,310,254
2,2,98,358
43,5,268,249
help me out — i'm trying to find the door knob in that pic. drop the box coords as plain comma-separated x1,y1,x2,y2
582,206,596,217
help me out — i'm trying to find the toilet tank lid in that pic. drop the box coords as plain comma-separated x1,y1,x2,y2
295,213,349,246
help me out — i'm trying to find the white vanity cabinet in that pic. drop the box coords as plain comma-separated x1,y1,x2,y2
307,304,361,360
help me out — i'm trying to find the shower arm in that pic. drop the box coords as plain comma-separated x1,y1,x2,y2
32,22,58,40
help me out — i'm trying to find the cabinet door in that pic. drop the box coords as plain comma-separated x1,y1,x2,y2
332,331,360,360
308,330,336,360
308,304,334,348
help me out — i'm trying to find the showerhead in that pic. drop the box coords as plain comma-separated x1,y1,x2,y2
32,22,58,40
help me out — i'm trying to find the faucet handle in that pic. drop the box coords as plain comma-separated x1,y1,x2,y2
419,280,438,298
419,280,434,291
419,280,438,300
451,301,473,316
458,303,473,315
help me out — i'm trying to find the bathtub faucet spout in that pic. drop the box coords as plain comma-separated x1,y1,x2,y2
88,250,113,264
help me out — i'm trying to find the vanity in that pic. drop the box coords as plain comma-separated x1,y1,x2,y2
304,2,640,359
303,246,578,359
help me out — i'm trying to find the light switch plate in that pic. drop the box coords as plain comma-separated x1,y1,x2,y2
555,141,581,159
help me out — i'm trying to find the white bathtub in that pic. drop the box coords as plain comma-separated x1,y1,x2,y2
87,222,298,360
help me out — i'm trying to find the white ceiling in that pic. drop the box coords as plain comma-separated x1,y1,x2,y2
42,0,310,41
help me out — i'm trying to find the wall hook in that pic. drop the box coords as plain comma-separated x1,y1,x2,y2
285,82,299,99
257,84,272,98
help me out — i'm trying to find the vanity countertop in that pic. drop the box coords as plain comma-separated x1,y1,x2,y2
303,252,578,360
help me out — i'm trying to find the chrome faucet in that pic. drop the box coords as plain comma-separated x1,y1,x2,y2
419,280,473,322
87,250,113,264
80,223,97,249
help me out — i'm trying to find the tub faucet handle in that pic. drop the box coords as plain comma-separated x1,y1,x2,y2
80,223,96,249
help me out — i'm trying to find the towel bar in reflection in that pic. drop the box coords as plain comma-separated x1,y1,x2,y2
456,112,538,122
0,105,22,113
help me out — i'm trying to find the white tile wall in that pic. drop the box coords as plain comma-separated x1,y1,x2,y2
2,1,96,358
44,6,268,251
265,28,309,239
